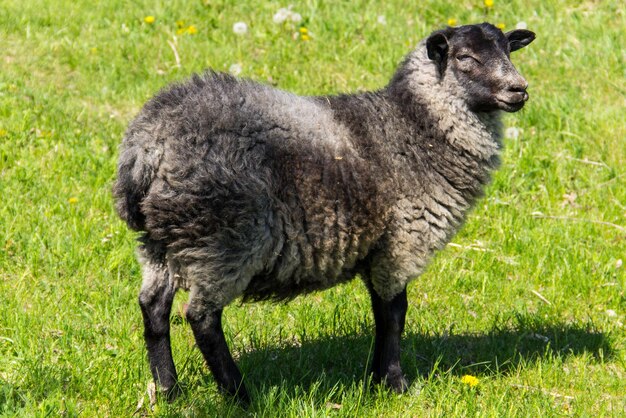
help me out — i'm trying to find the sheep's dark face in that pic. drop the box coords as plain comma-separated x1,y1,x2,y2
427,23,535,113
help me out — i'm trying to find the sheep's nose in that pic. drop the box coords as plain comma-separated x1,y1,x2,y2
507,80,528,94
505,78,529,102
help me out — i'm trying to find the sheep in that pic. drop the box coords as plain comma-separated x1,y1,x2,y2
113,22,535,403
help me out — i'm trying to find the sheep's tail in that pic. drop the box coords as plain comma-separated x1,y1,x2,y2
112,132,159,232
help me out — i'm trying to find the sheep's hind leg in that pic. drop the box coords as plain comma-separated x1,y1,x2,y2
366,283,409,393
185,301,250,404
138,252,180,400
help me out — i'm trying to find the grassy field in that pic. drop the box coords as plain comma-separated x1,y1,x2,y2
1,0,625,416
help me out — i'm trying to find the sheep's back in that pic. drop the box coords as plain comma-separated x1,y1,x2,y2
116,72,392,299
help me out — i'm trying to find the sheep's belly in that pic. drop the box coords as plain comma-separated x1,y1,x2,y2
242,263,361,302
240,210,379,302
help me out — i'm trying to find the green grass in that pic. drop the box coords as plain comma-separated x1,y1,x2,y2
1,0,624,416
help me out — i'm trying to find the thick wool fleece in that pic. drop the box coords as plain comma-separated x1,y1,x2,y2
114,42,502,308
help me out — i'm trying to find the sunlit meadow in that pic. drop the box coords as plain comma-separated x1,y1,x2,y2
1,1,624,416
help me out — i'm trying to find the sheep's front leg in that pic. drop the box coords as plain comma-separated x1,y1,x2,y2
186,305,250,404
367,284,409,393
138,260,179,400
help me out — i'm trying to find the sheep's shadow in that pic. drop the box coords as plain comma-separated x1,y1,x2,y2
236,315,611,399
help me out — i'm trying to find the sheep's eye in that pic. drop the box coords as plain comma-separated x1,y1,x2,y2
457,55,480,64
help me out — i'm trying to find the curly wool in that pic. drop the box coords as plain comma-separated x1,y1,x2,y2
113,43,502,307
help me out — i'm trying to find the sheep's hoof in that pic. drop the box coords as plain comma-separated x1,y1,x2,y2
144,382,180,408
229,385,251,407
235,391,251,407
159,384,183,403
384,370,409,394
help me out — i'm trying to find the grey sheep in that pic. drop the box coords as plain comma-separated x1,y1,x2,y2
113,22,535,403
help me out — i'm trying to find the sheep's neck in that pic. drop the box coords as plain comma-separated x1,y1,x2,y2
384,48,503,208
394,91,502,197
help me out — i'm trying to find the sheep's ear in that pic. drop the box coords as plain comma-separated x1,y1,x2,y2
426,32,449,77
426,32,449,63
506,29,535,52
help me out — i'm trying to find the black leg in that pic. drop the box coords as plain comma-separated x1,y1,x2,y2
367,284,385,382
366,283,409,393
186,307,250,404
138,265,179,400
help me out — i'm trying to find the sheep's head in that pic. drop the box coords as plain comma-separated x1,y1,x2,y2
426,23,535,113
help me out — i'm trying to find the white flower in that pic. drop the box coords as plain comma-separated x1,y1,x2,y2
505,126,520,140
229,63,243,76
273,6,302,24
233,21,248,35
377,15,387,25
290,12,302,23
273,7,291,24
516,21,528,30
616,259,623,269
606,309,617,318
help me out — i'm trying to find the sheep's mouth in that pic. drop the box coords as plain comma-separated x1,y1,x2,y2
496,96,527,112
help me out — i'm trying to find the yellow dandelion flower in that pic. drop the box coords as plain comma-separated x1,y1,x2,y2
176,20,185,29
0,129,7,137
496,22,506,30
144,15,156,24
90,47,97,54
68,197,79,204
176,28,186,35
447,18,457,26
461,375,479,387
484,0,494,8
301,34,310,41
186,25,198,35
299,27,308,34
